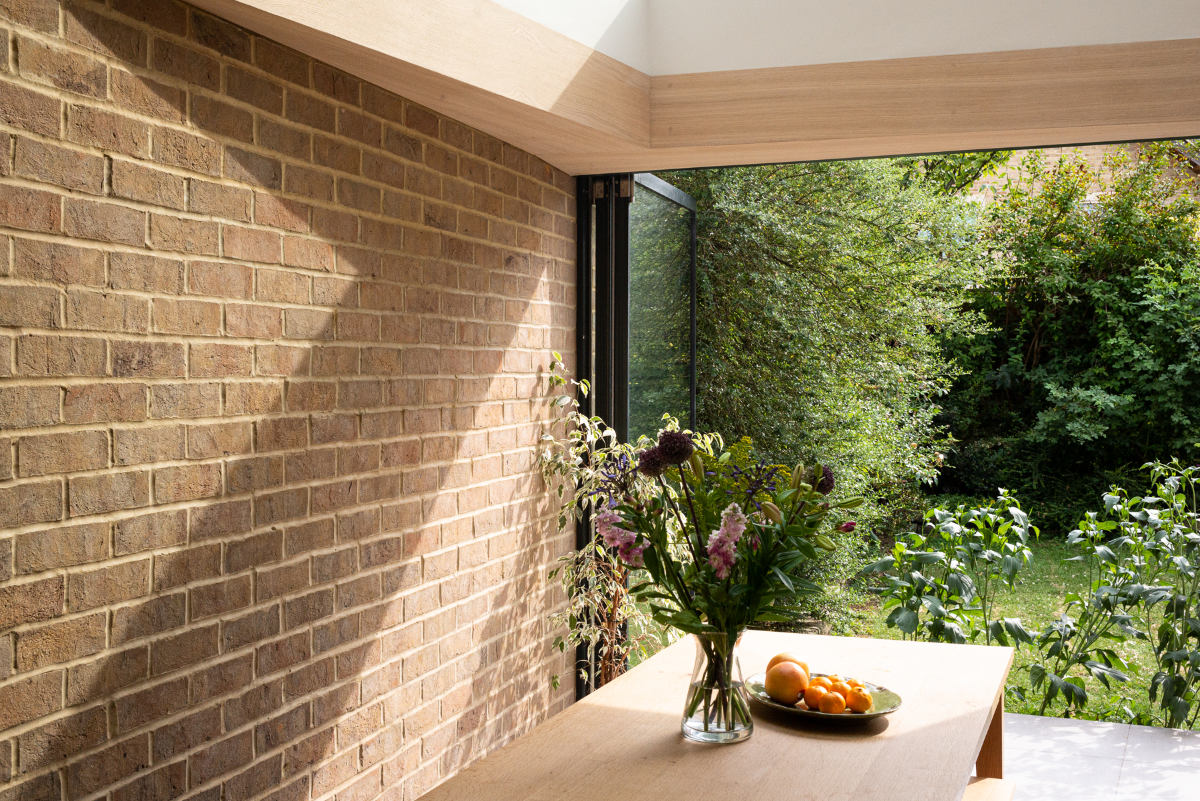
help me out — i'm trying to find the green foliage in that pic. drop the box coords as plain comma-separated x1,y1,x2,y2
865,492,1037,645
628,186,694,439
662,157,992,562
539,357,660,691
938,143,1200,533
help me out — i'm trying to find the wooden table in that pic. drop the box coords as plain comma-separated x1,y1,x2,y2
419,630,1013,801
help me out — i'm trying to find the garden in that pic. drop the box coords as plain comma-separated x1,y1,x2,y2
542,140,1200,731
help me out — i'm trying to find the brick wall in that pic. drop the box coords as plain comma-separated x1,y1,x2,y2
0,1,577,799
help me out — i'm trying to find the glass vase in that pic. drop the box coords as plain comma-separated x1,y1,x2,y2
681,631,753,743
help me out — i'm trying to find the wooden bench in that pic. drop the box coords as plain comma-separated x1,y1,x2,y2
964,777,1015,801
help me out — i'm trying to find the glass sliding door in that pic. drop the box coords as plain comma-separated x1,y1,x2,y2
627,173,696,439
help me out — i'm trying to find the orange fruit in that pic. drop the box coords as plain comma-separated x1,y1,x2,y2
763,662,809,705
803,684,828,709
847,687,874,714
847,678,865,689
809,675,833,691
829,680,853,700
817,691,847,714
766,653,810,676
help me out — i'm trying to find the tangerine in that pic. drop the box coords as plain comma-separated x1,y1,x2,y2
829,680,853,700
763,662,809,705
847,687,874,714
817,690,847,714
809,675,833,691
803,684,828,709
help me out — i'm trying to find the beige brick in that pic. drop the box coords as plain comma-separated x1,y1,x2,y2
111,68,185,122
13,136,104,193
18,705,107,773
17,430,108,476
0,386,59,430
13,238,105,286
66,103,149,157
223,225,281,263
152,544,220,592
0,284,59,328
190,342,253,377
17,334,105,376
255,193,310,233
16,611,105,669
152,126,221,176
224,381,282,415
0,184,61,233
0,574,62,630
64,383,147,424
110,252,185,294
0,670,62,730
0,77,60,136
191,93,253,141
187,421,252,459
152,37,218,90
111,159,187,209
224,145,281,190
256,268,309,304
188,180,252,222
69,469,149,516
114,424,185,465
188,499,251,541
150,383,221,419
16,35,107,98
112,340,185,378
63,198,146,246
150,624,218,675
188,260,253,299
65,289,150,333
112,595,185,648
149,214,220,255
67,646,149,705
114,509,187,556
67,559,149,611
0,479,61,528
154,463,222,503
66,734,152,796
152,298,221,335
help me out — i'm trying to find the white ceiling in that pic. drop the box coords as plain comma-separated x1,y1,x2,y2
494,0,1200,74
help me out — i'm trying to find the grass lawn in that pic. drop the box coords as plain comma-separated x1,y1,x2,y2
845,538,1161,723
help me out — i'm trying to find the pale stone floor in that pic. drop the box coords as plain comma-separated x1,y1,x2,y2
1002,713,1200,799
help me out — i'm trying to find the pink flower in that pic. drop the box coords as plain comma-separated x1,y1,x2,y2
718,503,748,544
618,538,646,568
706,503,747,579
837,521,857,533
595,511,632,549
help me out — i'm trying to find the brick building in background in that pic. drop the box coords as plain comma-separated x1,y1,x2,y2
0,1,576,799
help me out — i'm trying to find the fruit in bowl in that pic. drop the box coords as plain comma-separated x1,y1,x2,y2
762,653,874,714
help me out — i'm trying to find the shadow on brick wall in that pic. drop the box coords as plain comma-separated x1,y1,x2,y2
0,1,576,799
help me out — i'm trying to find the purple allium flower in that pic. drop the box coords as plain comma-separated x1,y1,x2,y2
638,447,667,477
815,464,835,495
837,521,857,533
656,431,694,465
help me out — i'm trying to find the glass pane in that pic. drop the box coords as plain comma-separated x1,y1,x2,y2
628,179,693,440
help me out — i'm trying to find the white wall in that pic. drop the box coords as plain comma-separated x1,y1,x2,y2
495,0,1200,75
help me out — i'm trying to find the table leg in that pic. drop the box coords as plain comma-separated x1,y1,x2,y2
975,693,1004,779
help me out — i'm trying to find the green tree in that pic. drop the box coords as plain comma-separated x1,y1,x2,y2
938,142,1200,533
661,159,990,620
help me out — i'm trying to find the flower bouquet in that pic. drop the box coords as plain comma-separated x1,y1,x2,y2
595,429,861,743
